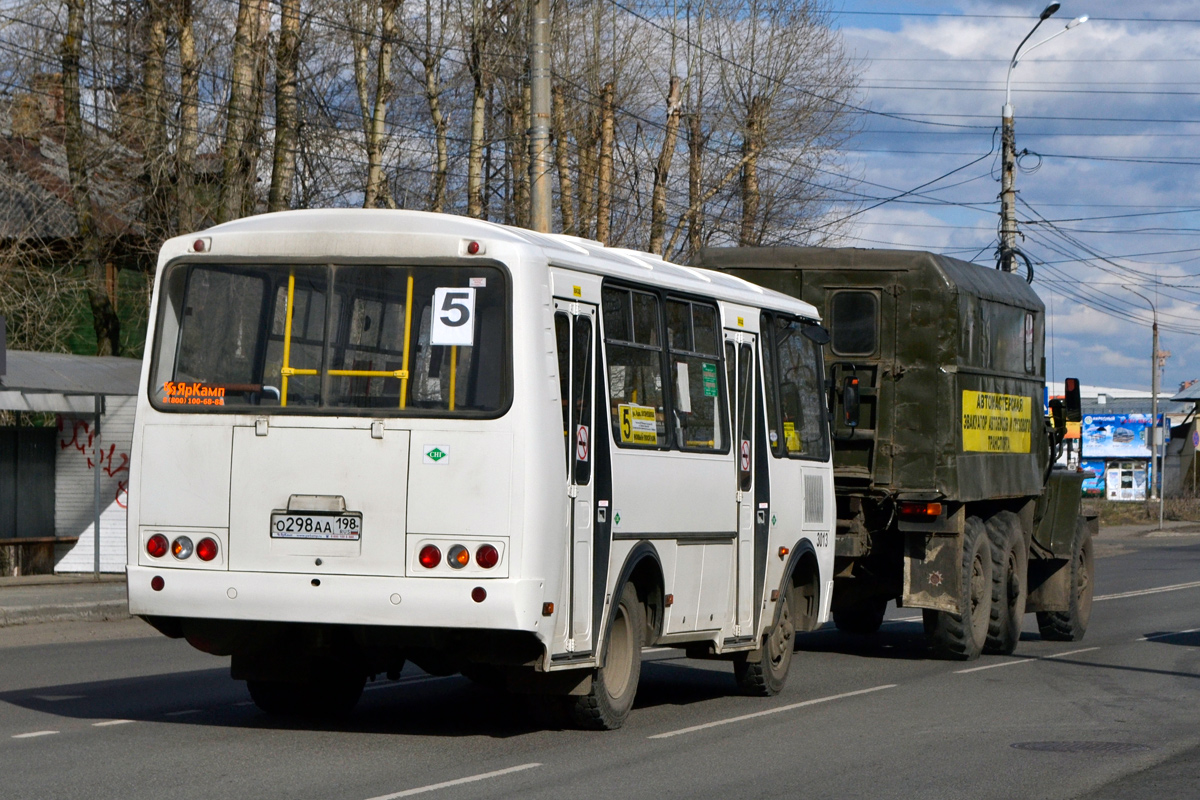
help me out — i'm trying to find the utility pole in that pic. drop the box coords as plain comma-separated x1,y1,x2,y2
1000,104,1017,272
528,0,552,233
998,4,1086,272
1150,315,1159,502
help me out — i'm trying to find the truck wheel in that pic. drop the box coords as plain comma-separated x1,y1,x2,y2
734,583,796,696
833,596,888,635
984,512,1027,655
923,516,992,660
568,582,644,730
1037,519,1094,641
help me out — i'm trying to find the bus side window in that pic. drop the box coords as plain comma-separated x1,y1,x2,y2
760,313,782,457
555,312,572,475
603,286,667,449
666,299,727,452
776,318,831,462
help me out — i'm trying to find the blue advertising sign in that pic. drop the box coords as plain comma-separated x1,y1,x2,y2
1080,459,1106,496
1082,414,1157,459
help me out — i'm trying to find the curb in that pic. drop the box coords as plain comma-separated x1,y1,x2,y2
0,600,131,628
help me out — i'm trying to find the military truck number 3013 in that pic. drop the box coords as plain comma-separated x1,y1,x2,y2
700,247,1095,660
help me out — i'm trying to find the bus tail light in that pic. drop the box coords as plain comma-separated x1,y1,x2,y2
146,534,169,558
418,544,441,569
171,536,194,560
196,537,219,562
471,587,487,603
448,545,470,569
476,544,499,569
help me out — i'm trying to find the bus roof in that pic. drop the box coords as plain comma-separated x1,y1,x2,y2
198,209,820,322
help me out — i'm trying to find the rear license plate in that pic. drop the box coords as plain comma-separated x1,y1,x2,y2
270,512,362,540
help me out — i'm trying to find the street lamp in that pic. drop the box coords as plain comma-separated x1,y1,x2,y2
1125,285,1167,528
999,4,1088,272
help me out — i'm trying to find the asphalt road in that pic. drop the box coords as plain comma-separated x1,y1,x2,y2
2,527,1199,800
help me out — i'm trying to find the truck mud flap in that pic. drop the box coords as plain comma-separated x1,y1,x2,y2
1026,557,1070,613
903,533,962,614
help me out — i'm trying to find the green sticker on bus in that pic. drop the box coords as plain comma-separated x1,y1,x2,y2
702,362,718,398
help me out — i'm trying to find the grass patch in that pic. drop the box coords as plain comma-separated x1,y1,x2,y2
1097,495,1200,525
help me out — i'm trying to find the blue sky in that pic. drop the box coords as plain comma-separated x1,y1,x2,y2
822,1,1200,394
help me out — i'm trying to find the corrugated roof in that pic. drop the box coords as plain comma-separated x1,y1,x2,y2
1172,381,1200,402
0,350,141,395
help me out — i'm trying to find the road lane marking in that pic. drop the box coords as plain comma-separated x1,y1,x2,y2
956,647,1101,674
12,731,59,739
881,616,923,625
93,720,134,727
233,701,256,707
955,659,1036,674
1139,628,1199,642
362,763,542,799
1043,647,1100,659
164,710,201,717
1095,580,1200,602
32,695,84,702
643,647,672,653
648,684,897,739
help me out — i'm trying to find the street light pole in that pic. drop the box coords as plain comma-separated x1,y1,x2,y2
528,0,553,233
999,4,1087,272
1126,285,1166,525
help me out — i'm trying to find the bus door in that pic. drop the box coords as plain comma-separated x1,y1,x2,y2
726,331,756,635
554,300,598,653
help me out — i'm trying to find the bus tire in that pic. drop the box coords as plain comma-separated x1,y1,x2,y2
984,511,1027,655
923,516,992,661
734,583,796,696
247,667,365,719
832,596,888,635
568,582,644,730
1037,519,1094,642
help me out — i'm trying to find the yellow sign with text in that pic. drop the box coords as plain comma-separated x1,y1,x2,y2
961,391,1032,453
618,404,658,445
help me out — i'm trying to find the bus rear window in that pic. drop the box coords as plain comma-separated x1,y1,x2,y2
149,262,509,416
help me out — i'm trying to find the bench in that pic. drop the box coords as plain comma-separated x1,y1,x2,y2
0,537,80,576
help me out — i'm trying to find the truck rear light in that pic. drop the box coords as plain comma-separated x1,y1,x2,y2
418,544,441,569
171,536,194,560
448,545,470,569
196,537,219,562
146,534,169,558
897,501,943,519
476,544,499,569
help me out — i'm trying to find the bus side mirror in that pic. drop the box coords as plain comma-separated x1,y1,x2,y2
1064,377,1082,423
842,376,860,428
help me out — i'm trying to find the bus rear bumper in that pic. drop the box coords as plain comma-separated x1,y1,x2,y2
126,565,548,633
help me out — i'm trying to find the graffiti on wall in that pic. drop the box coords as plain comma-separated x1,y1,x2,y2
57,417,130,509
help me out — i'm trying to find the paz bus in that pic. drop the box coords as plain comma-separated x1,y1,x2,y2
127,209,836,729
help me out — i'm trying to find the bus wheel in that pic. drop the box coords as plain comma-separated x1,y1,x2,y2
734,584,795,696
569,582,644,730
247,667,365,719
984,511,1027,655
923,516,992,661
833,596,888,635
1037,519,1094,641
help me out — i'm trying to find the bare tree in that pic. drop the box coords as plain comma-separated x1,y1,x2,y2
218,0,270,223
269,0,304,212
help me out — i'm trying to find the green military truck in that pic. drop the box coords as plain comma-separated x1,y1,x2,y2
697,247,1095,660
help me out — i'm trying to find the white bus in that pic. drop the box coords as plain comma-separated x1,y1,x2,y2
128,209,836,729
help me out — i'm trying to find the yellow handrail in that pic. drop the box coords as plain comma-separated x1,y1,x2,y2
399,273,414,409
449,346,457,411
328,369,409,378
281,272,297,407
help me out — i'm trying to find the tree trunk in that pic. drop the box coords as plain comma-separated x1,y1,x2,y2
361,0,397,208
176,0,199,230
268,0,302,212
686,112,704,256
551,84,575,235
422,54,448,212
142,0,171,237
218,0,268,223
509,85,530,228
740,95,768,246
62,0,119,355
576,110,596,239
466,5,490,219
595,81,614,245
649,76,681,256
241,10,272,219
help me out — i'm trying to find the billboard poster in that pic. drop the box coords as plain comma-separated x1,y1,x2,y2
1081,413,1157,459
1080,459,1106,496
